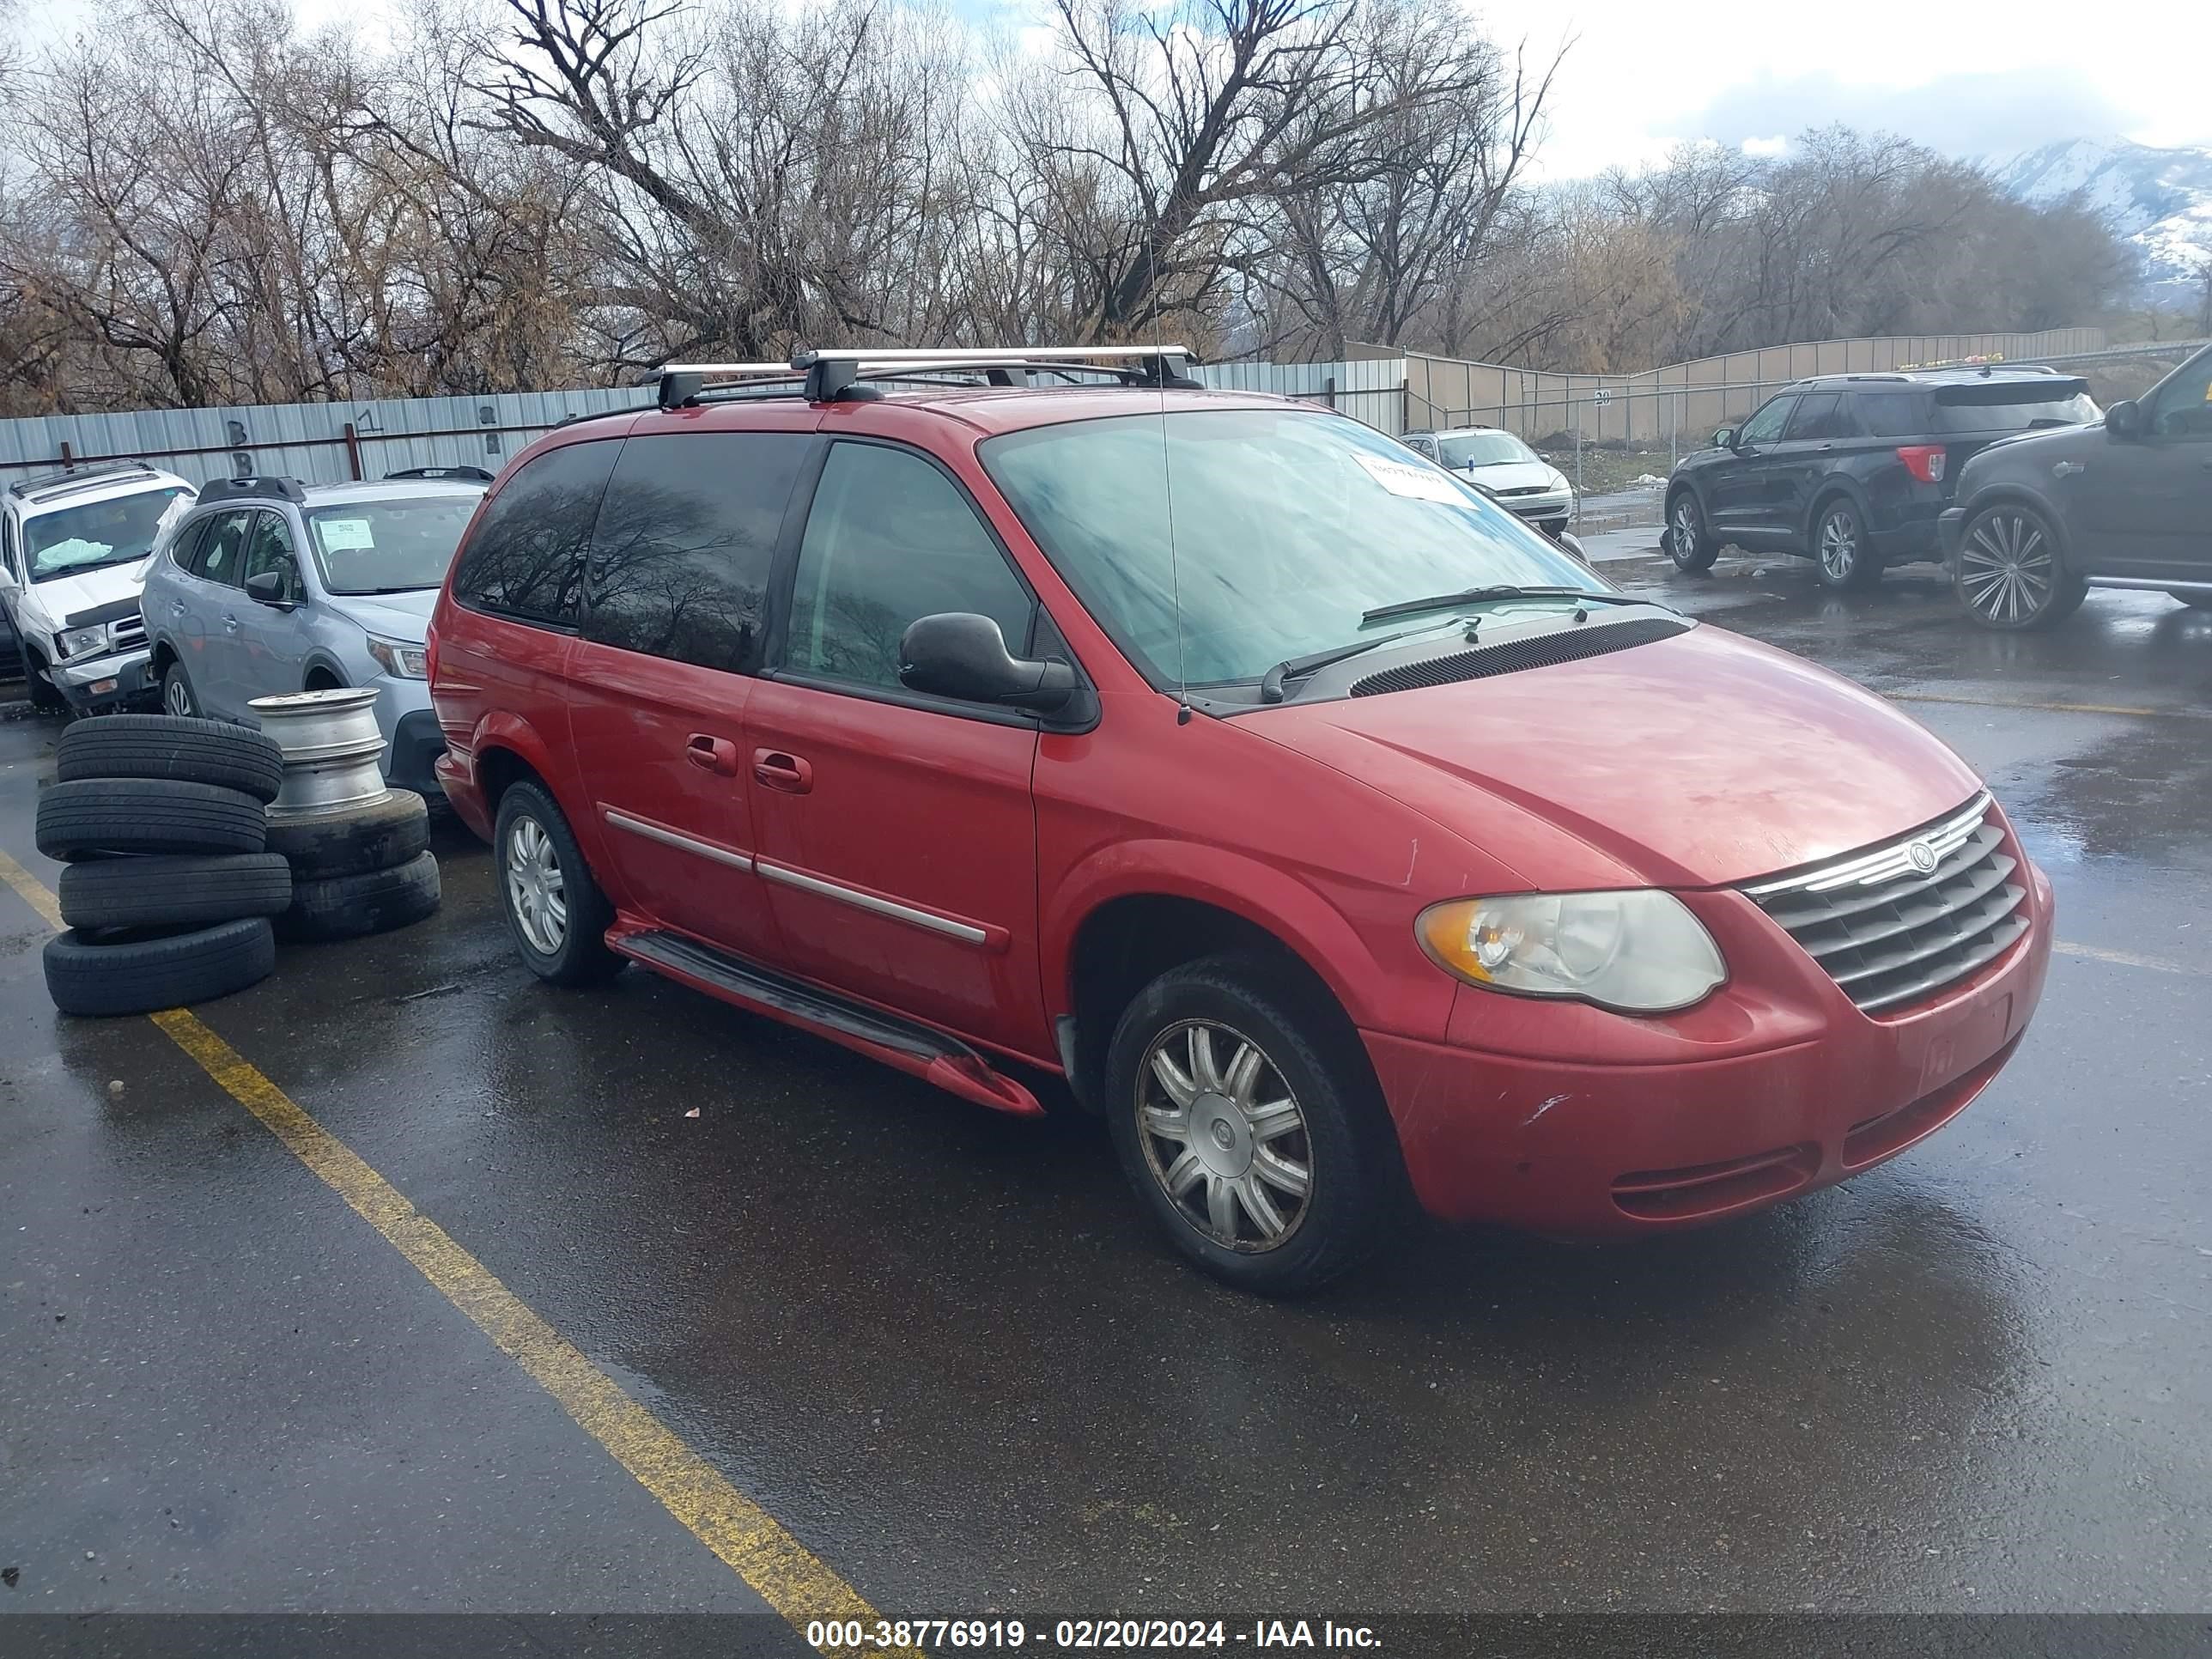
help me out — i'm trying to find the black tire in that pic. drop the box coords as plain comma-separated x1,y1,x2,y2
42,916,276,1018
35,777,268,860
494,781,621,986
2169,591,2212,610
161,660,200,719
56,714,285,802
1666,489,1717,573
1103,955,1405,1296
58,852,292,930
279,849,440,943
25,649,67,714
1952,502,2087,630
1812,497,1882,590
264,789,429,880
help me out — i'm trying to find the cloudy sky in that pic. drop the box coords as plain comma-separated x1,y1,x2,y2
12,0,2211,179
1471,0,2212,178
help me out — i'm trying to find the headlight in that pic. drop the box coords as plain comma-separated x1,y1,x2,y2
57,623,112,659
367,635,428,679
1416,890,1726,1014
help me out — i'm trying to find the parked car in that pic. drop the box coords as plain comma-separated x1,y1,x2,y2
143,475,486,793
0,461,198,714
429,347,2051,1294
1941,343,2212,629
1402,427,1575,538
1665,367,2099,589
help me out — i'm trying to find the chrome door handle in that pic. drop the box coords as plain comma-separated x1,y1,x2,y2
222,615,241,632
2051,461,2084,478
171,601,186,617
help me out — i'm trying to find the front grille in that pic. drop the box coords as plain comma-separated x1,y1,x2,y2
1348,616,1690,697
1743,793,2028,1015
110,613,147,650
1495,483,1550,497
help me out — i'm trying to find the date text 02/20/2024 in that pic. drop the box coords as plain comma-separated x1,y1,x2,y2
805,1619,1382,1650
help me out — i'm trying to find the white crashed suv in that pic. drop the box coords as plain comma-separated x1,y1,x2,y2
1,462,197,714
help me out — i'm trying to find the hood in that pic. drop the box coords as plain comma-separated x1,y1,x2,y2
1462,459,1565,492
1244,623,1983,890
30,562,145,626
1961,419,2098,471
323,587,436,641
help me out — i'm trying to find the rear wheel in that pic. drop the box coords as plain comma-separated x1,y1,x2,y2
1814,500,1882,590
1666,490,1717,573
1104,957,1403,1295
1954,503,2087,630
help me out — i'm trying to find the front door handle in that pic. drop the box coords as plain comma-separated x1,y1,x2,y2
171,601,187,617
751,749,813,793
221,614,241,632
685,733,739,776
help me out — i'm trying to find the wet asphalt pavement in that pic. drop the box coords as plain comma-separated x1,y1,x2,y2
3,552,2209,1630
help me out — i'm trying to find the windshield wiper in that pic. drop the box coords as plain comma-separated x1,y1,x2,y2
1259,631,1413,704
1359,586,1640,625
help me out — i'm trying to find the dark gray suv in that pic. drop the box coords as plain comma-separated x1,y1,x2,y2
1941,343,2212,629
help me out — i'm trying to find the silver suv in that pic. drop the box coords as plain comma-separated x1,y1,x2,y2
141,476,486,793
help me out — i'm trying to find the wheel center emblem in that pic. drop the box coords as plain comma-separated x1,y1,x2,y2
1907,840,1938,874
1210,1119,1237,1152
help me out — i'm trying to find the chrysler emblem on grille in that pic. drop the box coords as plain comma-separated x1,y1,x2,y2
1906,839,1939,874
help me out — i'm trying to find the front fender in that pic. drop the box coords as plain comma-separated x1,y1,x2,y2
1041,838,1457,1041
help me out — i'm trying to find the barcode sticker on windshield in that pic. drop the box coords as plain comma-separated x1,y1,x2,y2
319,519,376,551
1352,453,1469,505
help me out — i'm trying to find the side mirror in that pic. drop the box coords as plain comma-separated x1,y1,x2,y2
243,569,295,608
899,612,1075,713
2105,399,2142,440
1712,427,1736,449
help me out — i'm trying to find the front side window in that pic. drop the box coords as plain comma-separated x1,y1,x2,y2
450,441,617,628
1736,397,1797,447
981,408,1600,690
2147,353,2212,440
1437,431,1539,470
785,442,1033,694
242,514,299,595
192,511,256,589
306,495,481,595
585,432,809,673
22,487,189,582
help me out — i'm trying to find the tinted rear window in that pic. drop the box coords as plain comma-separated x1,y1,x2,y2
584,431,810,673
1932,392,2099,434
1853,392,1928,438
451,441,617,627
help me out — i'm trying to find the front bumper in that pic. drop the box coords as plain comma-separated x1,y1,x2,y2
1500,491,1573,526
1367,854,2053,1237
54,647,156,714
386,707,449,798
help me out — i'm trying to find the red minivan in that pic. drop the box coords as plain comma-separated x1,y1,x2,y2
428,348,2051,1292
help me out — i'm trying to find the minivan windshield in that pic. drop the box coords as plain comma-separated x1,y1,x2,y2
1437,431,1540,469
305,495,483,593
24,488,190,581
981,410,1603,688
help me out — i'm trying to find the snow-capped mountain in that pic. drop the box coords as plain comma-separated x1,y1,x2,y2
1995,138,2212,293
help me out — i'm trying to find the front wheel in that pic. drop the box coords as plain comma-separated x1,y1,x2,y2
1814,500,1882,590
1954,504,2087,630
1666,491,1717,573
1104,957,1404,1295
494,781,621,986
162,662,198,718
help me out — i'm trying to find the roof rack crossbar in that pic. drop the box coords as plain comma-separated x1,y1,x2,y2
649,344,1200,406
195,475,307,505
7,459,162,501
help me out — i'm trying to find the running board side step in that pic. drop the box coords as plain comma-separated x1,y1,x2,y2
609,927,1043,1118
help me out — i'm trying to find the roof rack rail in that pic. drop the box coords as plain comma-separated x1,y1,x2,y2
196,475,307,506
6,459,162,501
647,344,1200,409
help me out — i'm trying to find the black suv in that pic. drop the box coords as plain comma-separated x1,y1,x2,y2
1665,367,2096,589
1940,343,2212,629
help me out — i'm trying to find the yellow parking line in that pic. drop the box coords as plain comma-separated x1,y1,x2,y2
0,856,911,1657
1885,691,2212,721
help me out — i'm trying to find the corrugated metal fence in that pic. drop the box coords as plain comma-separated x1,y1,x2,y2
0,359,1408,488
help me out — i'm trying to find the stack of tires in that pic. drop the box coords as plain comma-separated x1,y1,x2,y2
266,787,440,942
37,716,291,1017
